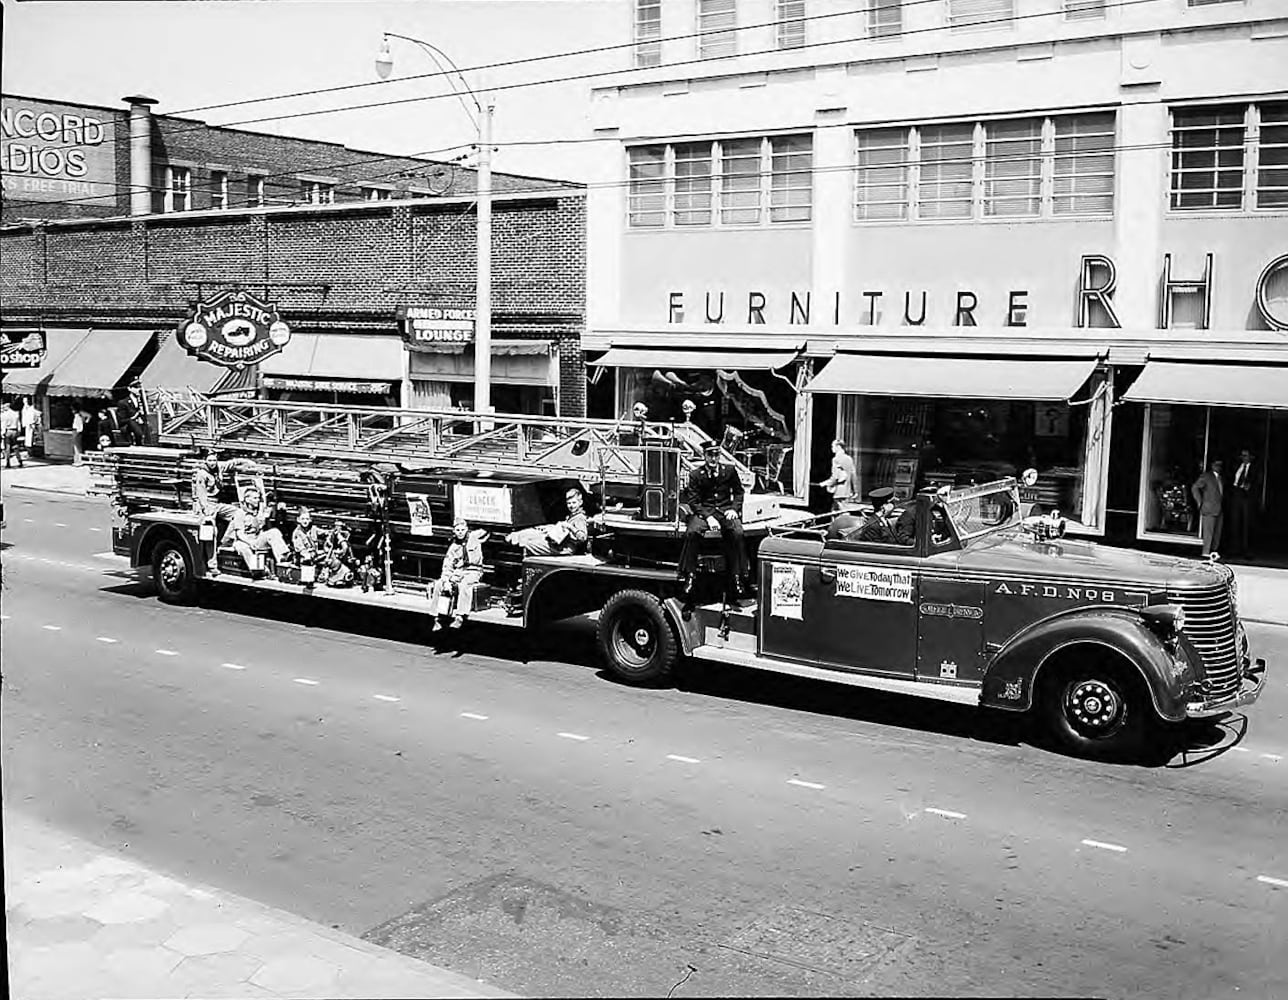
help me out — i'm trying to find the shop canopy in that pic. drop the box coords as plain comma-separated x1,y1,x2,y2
41,329,154,398
590,347,800,371
137,331,230,394
1122,361,1288,411
1,328,91,396
804,354,1098,401
259,333,404,383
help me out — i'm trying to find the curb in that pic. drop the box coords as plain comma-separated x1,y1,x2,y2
4,483,92,499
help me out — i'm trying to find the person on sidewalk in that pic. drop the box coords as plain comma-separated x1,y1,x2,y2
2,399,24,468
71,404,91,465
818,438,858,511
1191,458,1225,557
228,486,290,578
20,397,40,457
429,518,489,630
677,440,752,600
1227,448,1259,559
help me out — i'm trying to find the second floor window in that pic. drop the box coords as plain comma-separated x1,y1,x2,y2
698,0,737,59
634,0,662,68
303,181,335,205
247,174,265,208
947,0,1015,30
868,0,902,38
775,0,806,50
1064,0,1106,18
209,170,228,210
628,134,814,228
165,166,191,213
1170,102,1288,212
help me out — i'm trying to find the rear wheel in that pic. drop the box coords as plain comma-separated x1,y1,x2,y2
598,589,678,686
153,539,197,605
1041,656,1151,761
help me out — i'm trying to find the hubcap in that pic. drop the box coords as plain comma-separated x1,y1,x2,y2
614,614,655,668
634,628,651,647
1066,679,1122,733
159,549,187,592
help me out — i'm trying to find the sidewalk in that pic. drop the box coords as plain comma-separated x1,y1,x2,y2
0,458,91,498
4,812,518,1000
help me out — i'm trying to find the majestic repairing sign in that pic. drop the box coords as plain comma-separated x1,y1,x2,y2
181,289,291,369
0,329,46,369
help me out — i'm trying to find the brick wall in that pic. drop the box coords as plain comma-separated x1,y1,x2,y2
1,193,588,415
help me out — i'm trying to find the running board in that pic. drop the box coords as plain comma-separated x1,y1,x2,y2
689,645,983,706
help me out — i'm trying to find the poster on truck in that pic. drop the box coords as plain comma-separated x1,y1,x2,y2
769,562,803,620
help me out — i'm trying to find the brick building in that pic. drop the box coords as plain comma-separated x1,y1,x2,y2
1,94,587,460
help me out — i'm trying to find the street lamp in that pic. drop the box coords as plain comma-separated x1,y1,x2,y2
376,32,495,416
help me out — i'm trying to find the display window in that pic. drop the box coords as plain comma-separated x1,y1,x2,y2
409,379,554,416
615,365,799,495
836,384,1109,528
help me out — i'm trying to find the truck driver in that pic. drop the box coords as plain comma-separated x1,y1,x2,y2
856,487,900,544
678,440,753,599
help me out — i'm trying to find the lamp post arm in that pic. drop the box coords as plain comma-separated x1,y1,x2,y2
384,32,483,124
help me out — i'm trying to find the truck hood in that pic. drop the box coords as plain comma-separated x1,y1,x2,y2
955,530,1230,592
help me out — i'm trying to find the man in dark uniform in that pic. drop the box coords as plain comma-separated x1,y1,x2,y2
857,487,900,543
678,441,752,598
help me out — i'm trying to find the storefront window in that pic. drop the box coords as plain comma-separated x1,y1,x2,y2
840,394,1093,524
1141,403,1206,538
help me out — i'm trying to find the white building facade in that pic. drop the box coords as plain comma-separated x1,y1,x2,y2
585,0,1288,555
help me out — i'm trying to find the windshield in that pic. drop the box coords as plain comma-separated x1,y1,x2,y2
941,480,1022,541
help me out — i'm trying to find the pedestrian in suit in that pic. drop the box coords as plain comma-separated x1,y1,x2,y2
678,440,752,599
1191,459,1225,557
818,439,859,511
1227,448,1258,558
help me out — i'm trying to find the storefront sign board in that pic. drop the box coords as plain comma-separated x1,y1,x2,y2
182,289,290,369
261,377,391,394
0,329,46,369
398,306,476,350
1,98,116,206
453,482,513,525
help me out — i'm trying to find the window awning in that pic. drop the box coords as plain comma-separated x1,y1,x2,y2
137,330,228,394
804,354,1098,401
0,328,91,396
408,341,554,385
259,334,404,382
43,329,154,398
1122,362,1288,410
591,347,799,371
411,339,551,357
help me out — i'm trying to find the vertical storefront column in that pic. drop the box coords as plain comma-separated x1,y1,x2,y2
1113,97,1168,330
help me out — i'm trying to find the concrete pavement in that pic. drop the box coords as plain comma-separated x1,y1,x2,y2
3,492,1287,998
4,812,517,1000
0,457,92,498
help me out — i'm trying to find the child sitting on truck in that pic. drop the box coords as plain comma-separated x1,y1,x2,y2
429,518,489,630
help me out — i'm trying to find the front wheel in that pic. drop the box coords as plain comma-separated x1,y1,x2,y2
153,539,197,605
598,589,679,687
1042,661,1151,761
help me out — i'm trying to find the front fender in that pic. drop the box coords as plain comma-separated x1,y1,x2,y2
982,607,1198,722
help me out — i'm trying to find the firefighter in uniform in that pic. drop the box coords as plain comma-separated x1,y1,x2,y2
191,451,258,573
677,440,753,599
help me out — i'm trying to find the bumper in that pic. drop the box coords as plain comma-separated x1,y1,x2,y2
1184,658,1267,719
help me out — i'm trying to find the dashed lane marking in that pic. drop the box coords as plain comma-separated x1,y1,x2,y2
924,807,967,820
41,625,62,631
557,732,590,742
1262,754,1283,762
155,649,179,657
89,527,102,532
293,678,319,686
22,518,33,523
460,712,489,721
1257,875,1288,889
666,754,701,764
221,663,247,671
1233,747,1252,753
95,637,118,644
1081,839,1128,853
787,778,825,790
373,694,400,703
54,522,67,527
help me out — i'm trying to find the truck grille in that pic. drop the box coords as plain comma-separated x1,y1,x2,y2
1168,582,1240,701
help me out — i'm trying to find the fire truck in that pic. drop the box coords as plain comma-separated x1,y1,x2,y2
94,395,1266,761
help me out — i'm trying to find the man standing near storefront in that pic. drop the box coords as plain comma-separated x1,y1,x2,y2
1191,459,1225,557
1227,449,1258,559
818,439,858,511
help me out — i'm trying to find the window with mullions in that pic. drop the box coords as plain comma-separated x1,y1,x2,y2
210,170,228,210
634,0,662,68
1054,113,1115,215
984,118,1041,217
698,0,737,59
628,146,666,227
947,0,1014,30
775,0,806,49
1064,0,1105,19
770,135,812,222
721,138,762,224
1170,106,1245,211
1257,102,1288,209
855,129,908,220
673,143,713,225
868,0,902,38
165,166,191,213
919,124,974,220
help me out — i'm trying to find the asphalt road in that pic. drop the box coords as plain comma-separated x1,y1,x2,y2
2,489,1286,999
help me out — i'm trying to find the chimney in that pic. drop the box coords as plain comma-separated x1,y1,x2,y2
123,95,158,216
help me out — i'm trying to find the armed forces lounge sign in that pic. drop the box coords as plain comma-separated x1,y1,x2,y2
181,289,291,369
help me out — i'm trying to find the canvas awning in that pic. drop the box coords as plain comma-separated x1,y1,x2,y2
43,329,154,398
137,331,229,394
408,341,554,385
590,347,800,371
804,354,1098,401
259,334,404,382
1122,361,1288,410
0,328,91,396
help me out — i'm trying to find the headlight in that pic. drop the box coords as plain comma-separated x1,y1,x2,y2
1141,604,1185,639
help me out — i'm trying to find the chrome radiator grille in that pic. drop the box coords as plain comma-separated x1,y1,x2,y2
1168,582,1240,700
